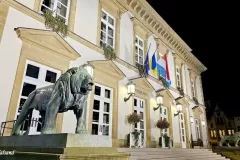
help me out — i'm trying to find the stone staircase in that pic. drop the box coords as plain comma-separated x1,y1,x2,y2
118,148,230,160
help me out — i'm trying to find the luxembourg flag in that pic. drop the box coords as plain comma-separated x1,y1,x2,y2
157,53,171,87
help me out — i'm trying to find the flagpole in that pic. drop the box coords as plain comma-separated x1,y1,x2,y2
143,43,152,77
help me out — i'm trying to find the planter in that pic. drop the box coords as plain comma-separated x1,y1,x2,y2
129,131,142,148
44,11,68,37
103,45,116,60
156,118,170,130
159,134,173,148
126,112,142,148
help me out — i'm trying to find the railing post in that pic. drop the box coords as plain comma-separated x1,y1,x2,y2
1,122,6,136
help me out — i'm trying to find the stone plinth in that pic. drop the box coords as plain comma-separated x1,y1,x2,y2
0,133,112,148
0,134,130,160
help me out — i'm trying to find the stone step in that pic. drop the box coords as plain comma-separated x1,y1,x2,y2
119,150,213,155
130,156,229,160
118,148,229,160
129,154,224,159
118,148,212,153
129,151,217,156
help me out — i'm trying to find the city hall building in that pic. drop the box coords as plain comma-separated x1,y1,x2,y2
0,0,207,148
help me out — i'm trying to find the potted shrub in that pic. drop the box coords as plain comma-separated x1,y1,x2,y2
136,63,146,77
44,11,68,37
103,45,116,60
156,118,170,130
163,134,170,148
156,118,170,148
127,112,142,147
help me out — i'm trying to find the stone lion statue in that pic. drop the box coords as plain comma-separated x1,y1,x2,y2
219,132,240,147
12,66,94,135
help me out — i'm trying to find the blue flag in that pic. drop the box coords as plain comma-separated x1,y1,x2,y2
144,44,151,75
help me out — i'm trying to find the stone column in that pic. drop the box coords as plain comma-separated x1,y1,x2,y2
68,0,77,32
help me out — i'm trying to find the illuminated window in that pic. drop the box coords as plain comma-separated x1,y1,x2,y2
228,130,231,135
219,130,222,137
210,130,214,138
232,130,235,134
213,130,216,138
222,130,225,136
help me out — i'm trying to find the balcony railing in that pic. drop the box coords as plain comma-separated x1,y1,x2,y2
0,119,42,136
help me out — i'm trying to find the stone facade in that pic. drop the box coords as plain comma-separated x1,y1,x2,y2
0,0,207,148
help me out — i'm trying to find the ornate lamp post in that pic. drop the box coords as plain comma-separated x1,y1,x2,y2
153,95,163,111
124,81,136,102
83,63,94,77
174,102,182,116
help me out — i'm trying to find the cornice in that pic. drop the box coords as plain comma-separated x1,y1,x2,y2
3,0,207,102
116,0,207,74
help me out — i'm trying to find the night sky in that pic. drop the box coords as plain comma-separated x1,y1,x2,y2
147,0,240,111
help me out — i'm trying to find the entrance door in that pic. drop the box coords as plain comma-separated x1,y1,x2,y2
15,60,61,135
92,84,113,136
179,113,186,148
134,97,146,147
195,119,200,140
160,106,169,148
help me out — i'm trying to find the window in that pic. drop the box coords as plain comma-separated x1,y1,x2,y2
134,97,146,147
100,10,115,48
45,70,57,83
135,36,144,65
210,130,214,138
191,80,195,98
16,60,60,135
228,130,232,135
222,130,225,136
160,106,168,146
176,67,181,88
214,130,216,138
92,84,112,136
26,64,39,78
211,130,217,138
40,0,70,23
232,130,235,134
219,130,222,138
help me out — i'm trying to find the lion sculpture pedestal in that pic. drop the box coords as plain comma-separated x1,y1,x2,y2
0,134,129,159
0,66,130,159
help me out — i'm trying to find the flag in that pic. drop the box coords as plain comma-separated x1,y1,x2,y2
144,43,151,75
157,53,171,87
149,45,159,76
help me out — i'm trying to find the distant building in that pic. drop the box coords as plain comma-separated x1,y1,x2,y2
207,104,235,146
